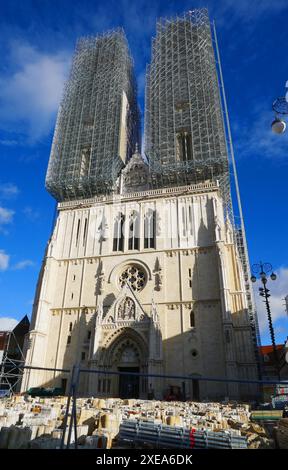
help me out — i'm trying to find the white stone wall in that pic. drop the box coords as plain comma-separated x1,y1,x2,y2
22,183,258,399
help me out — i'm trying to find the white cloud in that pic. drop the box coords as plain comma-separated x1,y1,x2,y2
0,317,18,331
221,0,288,18
23,206,40,221
0,183,19,199
0,253,34,271
0,139,18,146
212,0,288,27
253,266,288,336
12,260,35,270
0,43,71,142
234,108,288,160
19,153,40,164
0,250,9,271
0,207,14,225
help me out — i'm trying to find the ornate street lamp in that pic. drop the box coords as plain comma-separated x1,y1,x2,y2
271,81,288,134
251,262,280,379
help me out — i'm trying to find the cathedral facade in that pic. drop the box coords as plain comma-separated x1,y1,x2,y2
22,156,258,399
22,10,259,400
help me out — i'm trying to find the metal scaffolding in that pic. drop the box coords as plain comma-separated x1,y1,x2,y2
144,8,230,214
0,316,29,395
46,29,140,202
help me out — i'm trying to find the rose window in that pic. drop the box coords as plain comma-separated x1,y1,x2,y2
119,265,146,291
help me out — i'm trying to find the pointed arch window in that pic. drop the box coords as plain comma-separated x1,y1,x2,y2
190,311,195,328
83,218,88,245
182,206,187,237
113,212,125,252
176,131,192,162
225,330,231,343
128,211,139,250
188,205,193,235
79,147,91,178
144,209,156,249
75,219,81,246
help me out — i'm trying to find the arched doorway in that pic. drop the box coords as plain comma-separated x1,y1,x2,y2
116,340,140,398
101,328,148,399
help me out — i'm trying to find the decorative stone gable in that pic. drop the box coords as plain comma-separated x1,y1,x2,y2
100,283,150,327
121,145,149,193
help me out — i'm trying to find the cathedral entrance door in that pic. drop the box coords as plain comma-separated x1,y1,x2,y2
118,367,140,398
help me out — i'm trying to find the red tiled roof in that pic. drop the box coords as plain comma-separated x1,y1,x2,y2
259,344,284,355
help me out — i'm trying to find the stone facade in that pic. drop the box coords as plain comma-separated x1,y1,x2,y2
22,173,258,400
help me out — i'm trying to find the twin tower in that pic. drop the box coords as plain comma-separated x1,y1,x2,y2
46,9,228,202
22,9,260,400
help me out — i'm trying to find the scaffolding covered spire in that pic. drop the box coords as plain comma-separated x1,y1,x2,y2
145,8,229,194
46,29,140,202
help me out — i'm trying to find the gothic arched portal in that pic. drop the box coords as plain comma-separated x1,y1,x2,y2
99,327,148,399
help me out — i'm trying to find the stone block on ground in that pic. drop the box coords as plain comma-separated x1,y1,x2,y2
30,436,61,449
1,426,32,449
82,434,108,449
77,409,96,434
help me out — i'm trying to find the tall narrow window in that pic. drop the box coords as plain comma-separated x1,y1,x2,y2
69,322,73,332
80,148,91,178
83,218,88,246
128,211,139,250
225,330,230,343
113,213,125,251
76,219,80,246
176,132,192,162
188,268,192,288
182,206,187,236
190,311,195,328
189,206,193,235
144,209,156,249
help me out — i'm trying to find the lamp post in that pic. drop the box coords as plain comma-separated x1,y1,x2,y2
271,81,288,134
251,262,280,380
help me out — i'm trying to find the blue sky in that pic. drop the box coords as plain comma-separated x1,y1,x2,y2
0,0,287,345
